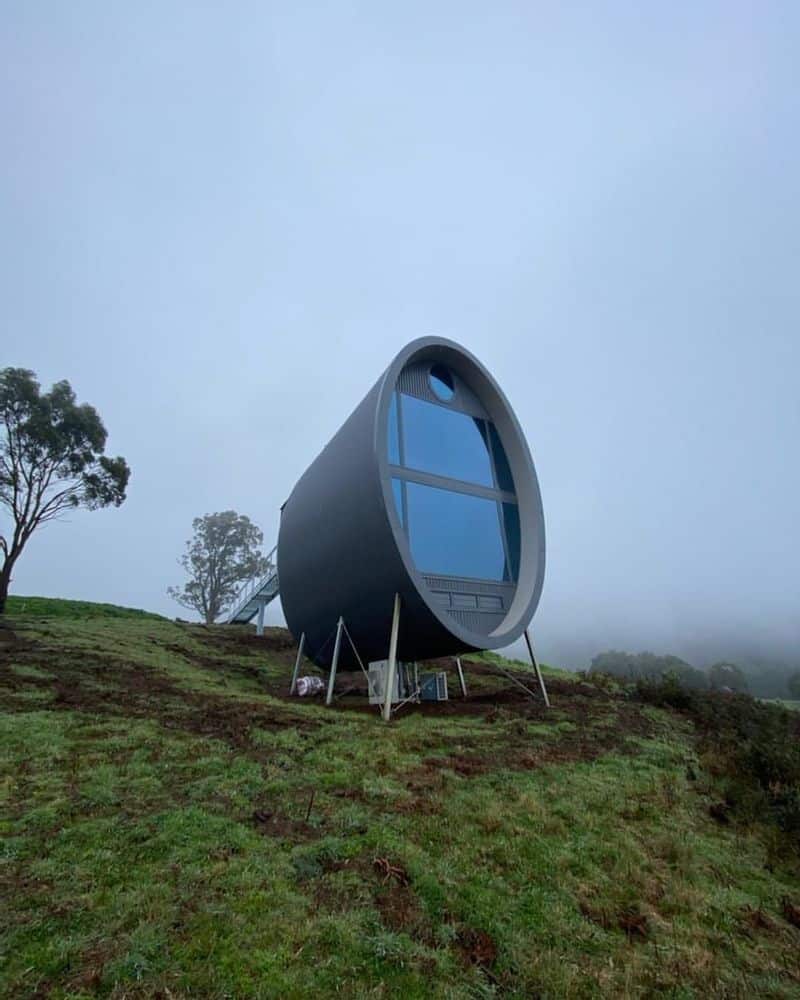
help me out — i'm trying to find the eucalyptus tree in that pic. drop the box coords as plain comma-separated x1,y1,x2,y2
0,368,130,613
168,511,269,623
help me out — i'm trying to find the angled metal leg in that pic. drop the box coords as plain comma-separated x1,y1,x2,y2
455,657,467,698
326,618,344,706
524,628,550,708
382,594,401,722
289,632,305,695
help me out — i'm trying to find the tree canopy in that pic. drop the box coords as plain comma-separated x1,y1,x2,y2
0,367,130,612
168,511,269,624
709,661,748,693
589,649,709,690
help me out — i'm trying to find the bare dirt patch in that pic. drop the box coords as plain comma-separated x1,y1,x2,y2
783,896,800,929
580,899,651,941
251,806,318,841
456,927,498,967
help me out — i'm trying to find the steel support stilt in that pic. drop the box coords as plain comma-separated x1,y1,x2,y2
455,657,467,698
382,594,401,722
289,632,305,695
326,618,344,706
524,628,550,708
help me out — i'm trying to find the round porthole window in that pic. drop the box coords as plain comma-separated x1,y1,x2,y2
429,364,455,401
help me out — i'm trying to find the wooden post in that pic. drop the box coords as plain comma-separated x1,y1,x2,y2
524,628,550,708
455,657,467,698
382,594,401,722
289,632,305,695
326,618,344,706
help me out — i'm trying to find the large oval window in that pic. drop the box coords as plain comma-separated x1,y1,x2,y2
386,359,522,636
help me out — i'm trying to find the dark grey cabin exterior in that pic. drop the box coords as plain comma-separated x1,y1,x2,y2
277,337,545,669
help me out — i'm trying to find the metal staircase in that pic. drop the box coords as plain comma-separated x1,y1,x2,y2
224,545,279,633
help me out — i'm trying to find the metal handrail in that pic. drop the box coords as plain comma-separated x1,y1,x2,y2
225,544,278,620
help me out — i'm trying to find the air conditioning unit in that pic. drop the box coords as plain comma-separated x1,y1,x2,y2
420,672,448,701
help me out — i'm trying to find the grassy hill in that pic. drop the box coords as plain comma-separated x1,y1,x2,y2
3,595,166,621
1,599,799,998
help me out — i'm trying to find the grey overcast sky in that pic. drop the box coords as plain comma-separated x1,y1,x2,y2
2,2,798,669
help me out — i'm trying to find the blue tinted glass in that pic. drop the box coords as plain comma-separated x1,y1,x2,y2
401,394,493,486
502,502,520,581
387,393,400,464
391,478,404,526
429,364,455,401
406,482,507,580
489,424,514,492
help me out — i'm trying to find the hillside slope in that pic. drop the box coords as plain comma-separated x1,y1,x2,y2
1,599,799,998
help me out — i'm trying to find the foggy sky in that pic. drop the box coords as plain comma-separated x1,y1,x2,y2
2,2,798,669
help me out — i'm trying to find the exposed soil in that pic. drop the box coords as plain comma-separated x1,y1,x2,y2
456,927,498,967
374,881,427,935
580,899,651,941
740,904,778,934
0,625,19,649
251,806,317,841
783,897,800,929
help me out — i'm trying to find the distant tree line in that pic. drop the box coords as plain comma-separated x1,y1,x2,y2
590,652,800,699
590,651,713,690
748,664,800,700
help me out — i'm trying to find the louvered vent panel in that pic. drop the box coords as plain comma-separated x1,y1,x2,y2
397,362,486,417
447,609,506,633
423,575,515,601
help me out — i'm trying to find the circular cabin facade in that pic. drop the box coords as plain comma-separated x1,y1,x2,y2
277,337,545,668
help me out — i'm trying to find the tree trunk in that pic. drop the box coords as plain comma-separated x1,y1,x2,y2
206,595,221,625
0,560,13,615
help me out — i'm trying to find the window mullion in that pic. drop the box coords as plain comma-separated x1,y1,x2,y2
388,465,516,505
395,392,409,529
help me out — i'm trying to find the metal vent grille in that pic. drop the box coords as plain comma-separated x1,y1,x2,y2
397,362,485,417
447,609,506,633
423,575,513,632
423,575,515,600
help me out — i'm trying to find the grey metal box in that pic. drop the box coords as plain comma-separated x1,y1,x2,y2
368,661,418,705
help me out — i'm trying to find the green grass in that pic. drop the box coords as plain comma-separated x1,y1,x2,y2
4,595,165,621
1,598,798,998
